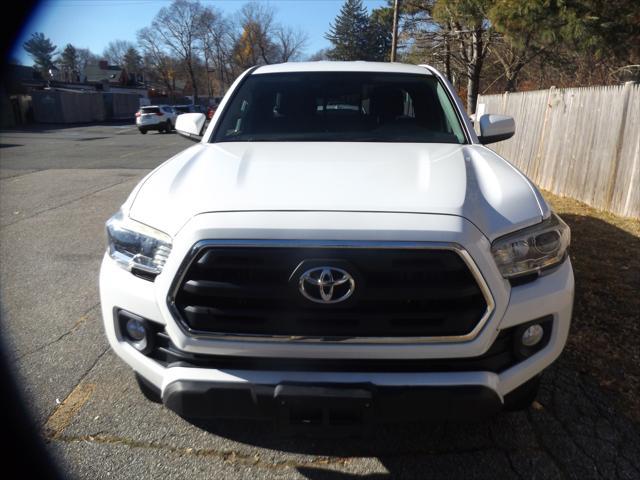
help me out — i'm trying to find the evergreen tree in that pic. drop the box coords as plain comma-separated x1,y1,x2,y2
59,44,79,82
369,6,394,61
123,47,143,85
325,0,373,61
23,32,57,75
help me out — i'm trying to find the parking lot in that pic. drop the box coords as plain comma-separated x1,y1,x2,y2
1,123,639,479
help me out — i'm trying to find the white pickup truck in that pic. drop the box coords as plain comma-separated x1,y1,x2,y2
100,62,573,428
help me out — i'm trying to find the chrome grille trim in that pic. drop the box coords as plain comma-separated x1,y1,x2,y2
167,240,495,344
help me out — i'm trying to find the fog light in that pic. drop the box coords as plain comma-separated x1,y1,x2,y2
512,316,552,360
125,317,147,342
521,324,544,347
117,310,154,354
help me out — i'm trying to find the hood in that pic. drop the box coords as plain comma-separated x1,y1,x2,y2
128,142,547,240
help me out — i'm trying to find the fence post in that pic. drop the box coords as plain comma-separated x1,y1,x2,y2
623,132,639,217
532,86,555,185
605,81,633,212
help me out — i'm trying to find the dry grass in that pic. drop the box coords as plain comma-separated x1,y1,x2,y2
44,383,96,438
544,191,640,422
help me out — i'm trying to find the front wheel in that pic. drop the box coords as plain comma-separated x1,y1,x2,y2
135,373,161,403
139,129,147,135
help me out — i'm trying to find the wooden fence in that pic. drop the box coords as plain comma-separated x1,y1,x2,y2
477,83,640,218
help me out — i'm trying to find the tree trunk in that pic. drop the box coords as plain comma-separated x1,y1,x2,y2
444,36,452,83
466,28,484,114
504,62,525,92
188,66,198,103
218,53,226,93
467,68,480,114
203,53,212,98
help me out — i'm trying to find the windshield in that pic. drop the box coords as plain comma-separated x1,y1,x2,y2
212,72,467,143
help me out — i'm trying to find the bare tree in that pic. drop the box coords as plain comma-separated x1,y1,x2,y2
404,12,452,81
76,48,99,81
232,2,307,68
273,26,308,62
137,27,179,99
103,40,136,66
407,1,490,113
402,2,462,84
235,1,278,65
198,5,236,94
152,0,204,102
402,0,492,113
133,0,307,97
489,34,540,92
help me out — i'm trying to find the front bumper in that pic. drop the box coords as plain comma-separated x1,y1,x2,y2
162,380,502,423
101,260,573,421
100,211,574,421
137,122,165,131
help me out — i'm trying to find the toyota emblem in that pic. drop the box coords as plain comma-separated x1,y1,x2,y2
298,267,355,304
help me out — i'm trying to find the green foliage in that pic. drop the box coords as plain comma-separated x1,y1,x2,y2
123,47,143,73
58,44,79,81
369,6,394,61
432,0,491,28
492,0,640,66
486,0,640,87
488,0,562,45
325,0,371,60
325,0,391,61
23,32,56,74
561,0,640,65
401,0,436,17
60,44,78,71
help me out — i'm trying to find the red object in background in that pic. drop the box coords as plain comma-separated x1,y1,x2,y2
207,106,217,120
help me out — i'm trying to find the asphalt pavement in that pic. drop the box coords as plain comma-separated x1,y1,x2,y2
0,123,638,479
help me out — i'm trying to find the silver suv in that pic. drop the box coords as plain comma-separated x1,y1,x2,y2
135,105,177,134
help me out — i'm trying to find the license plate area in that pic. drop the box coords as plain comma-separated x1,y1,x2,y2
274,384,373,433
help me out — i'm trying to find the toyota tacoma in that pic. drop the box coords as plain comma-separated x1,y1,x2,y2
100,62,573,428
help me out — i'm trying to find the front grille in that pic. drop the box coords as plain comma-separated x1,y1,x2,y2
170,244,489,340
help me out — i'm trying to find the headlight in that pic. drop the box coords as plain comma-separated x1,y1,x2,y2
106,210,172,277
491,213,570,279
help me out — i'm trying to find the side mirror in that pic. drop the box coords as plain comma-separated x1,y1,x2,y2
478,114,515,145
175,113,206,142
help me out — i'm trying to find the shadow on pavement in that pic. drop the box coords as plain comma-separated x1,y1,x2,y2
184,360,640,479
1,121,134,133
558,213,639,421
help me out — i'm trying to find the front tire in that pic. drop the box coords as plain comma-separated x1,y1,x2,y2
135,373,161,403
139,128,147,135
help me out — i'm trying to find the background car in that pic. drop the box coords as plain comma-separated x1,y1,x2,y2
134,105,177,134
173,104,203,115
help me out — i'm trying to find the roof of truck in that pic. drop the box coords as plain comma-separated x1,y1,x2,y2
253,61,434,76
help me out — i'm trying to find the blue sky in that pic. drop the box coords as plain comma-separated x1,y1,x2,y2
12,0,388,64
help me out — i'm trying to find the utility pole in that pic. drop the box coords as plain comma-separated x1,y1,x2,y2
390,0,401,62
